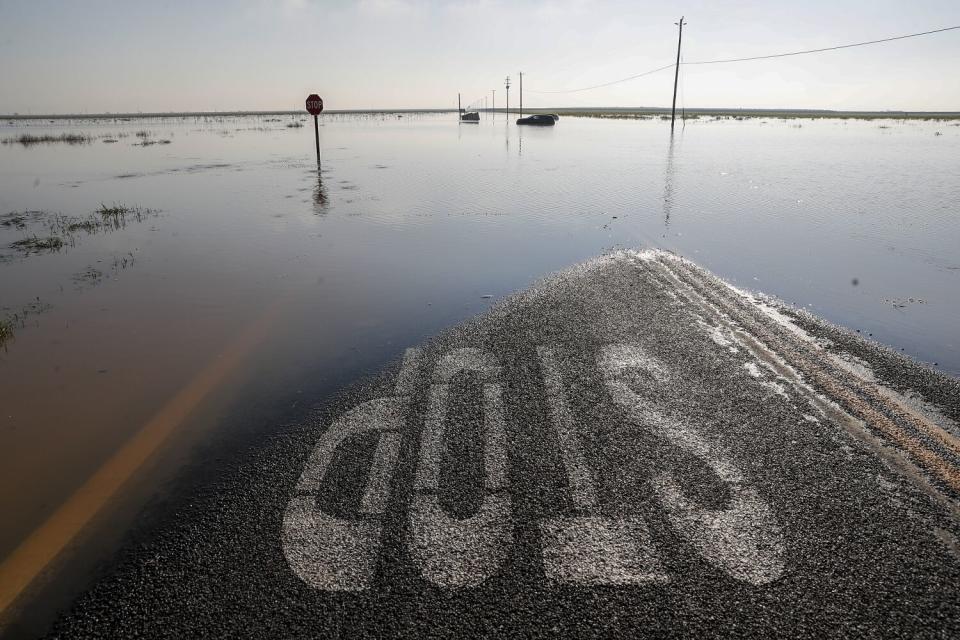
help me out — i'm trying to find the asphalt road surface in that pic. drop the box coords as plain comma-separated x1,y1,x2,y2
40,251,960,637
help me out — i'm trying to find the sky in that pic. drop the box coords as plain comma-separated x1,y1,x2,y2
1,0,958,114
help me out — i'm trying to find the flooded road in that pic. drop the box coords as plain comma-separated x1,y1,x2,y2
0,112,958,633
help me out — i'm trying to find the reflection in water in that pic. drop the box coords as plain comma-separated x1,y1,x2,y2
662,132,678,229
313,168,328,214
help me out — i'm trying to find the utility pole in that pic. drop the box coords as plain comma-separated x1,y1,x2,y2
492,90,495,118
505,76,511,116
519,72,523,118
671,17,687,132
458,92,462,117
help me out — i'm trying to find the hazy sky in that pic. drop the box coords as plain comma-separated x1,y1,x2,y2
1,0,958,113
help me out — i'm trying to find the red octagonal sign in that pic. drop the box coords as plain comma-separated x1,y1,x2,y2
305,94,324,116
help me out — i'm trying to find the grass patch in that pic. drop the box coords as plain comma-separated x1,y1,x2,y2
11,236,64,252
0,319,12,349
1,213,30,229
97,203,134,218
66,219,99,233
1,133,93,146
72,266,104,285
95,203,154,228
2,205,156,261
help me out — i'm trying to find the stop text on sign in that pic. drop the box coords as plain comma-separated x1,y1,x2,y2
305,94,324,116
281,346,785,591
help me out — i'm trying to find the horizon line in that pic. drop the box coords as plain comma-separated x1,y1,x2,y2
3,107,960,120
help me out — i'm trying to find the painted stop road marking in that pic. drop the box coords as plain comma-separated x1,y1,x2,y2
282,343,785,591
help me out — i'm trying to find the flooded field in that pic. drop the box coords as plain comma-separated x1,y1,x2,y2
1,112,958,629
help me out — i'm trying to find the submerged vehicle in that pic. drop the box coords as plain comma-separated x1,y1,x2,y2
516,114,556,126
460,111,480,122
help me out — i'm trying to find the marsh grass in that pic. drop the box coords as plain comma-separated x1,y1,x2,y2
0,202,155,348
3,204,157,260
1,213,30,229
1,131,135,146
11,236,64,252
72,266,104,285
66,219,99,233
2,133,93,146
1,298,53,348
97,203,151,222
0,319,13,349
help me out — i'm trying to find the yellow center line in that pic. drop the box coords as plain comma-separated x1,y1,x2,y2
0,301,285,620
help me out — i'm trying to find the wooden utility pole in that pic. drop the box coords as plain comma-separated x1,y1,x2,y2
519,72,523,118
458,93,462,118
671,17,686,131
505,76,511,115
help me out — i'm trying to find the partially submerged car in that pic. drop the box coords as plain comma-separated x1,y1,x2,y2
516,114,556,126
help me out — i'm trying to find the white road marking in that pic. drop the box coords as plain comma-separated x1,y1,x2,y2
539,517,669,586
743,362,763,378
360,432,402,515
409,348,513,588
537,347,598,510
282,348,421,591
408,494,512,588
537,346,669,585
601,343,786,585
394,346,423,395
707,324,739,353
283,340,786,591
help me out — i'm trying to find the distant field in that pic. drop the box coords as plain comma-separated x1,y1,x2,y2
525,108,960,121
3,108,959,121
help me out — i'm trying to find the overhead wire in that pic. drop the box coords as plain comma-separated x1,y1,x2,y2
684,24,960,65
524,63,675,94
525,24,960,94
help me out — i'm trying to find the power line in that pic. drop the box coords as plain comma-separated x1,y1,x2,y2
525,24,960,94
685,24,960,65
525,63,675,94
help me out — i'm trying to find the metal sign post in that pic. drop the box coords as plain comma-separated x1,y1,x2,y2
305,94,324,165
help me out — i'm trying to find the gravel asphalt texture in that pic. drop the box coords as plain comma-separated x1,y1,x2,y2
32,250,960,638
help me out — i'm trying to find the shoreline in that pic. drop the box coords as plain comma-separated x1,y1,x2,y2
3,108,960,121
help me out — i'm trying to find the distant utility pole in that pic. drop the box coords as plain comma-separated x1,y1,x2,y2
505,76,511,115
492,90,495,117
519,72,523,117
671,16,687,132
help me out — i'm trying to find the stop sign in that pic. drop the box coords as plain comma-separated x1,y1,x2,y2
305,94,324,116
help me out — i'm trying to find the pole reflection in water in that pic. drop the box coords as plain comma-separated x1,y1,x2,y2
313,168,329,214
662,132,679,230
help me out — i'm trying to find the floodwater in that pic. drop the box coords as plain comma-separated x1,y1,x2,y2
0,112,958,629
